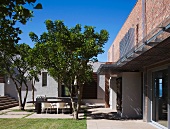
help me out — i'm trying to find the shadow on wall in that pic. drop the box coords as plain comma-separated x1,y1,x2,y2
5,79,37,100
119,28,135,58
98,86,105,99
123,86,142,119
21,81,37,91
97,75,105,100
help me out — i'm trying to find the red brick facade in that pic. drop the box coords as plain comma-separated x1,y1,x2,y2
108,0,170,62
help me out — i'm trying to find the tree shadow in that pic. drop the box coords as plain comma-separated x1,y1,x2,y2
83,106,142,120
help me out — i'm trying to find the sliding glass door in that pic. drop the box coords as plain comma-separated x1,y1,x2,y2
152,69,168,127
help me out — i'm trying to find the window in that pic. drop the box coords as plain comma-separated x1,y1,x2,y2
159,79,163,97
61,85,76,97
61,85,70,97
136,24,139,44
42,72,47,86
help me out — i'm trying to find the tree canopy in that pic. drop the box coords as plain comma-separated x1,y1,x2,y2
0,0,42,110
0,0,42,52
30,20,109,119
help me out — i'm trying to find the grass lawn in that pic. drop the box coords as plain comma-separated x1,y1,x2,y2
0,119,86,129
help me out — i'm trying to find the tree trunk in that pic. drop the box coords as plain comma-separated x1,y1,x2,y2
75,85,83,120
68,85,76,118
11,78,24,110
22,81,29,110
17,88,24,110
32,79,35,104
68,82,84,120
10,77,28,110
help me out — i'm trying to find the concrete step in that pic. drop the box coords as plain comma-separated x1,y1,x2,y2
0,99,12,103
0,103,19,110
6,98,17,101
0,103,5,106
7,103,19,107
0,105,11,110
4,101,15,104
0,96,18,110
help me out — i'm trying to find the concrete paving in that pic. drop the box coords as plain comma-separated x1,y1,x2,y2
87,120,158,129
6,111,31,115
0,115,26,118
86,106,159,129
26,113,73,119
0,104,160,129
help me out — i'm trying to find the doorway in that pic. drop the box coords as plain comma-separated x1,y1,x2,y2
152,69,168,127
116,77,122,113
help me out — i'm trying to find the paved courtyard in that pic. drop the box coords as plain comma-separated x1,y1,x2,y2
86,106,158,129
87,120,158,129
0,104,159,129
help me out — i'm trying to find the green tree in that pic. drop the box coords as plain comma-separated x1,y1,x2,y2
0,43,41,110
0,0,42,109
30,20,109,119
0,0,42,52
26,47,41,104
1,44,31,110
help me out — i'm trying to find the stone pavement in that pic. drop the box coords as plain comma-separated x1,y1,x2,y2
0,103,77,119
86,106,159,129
87,120,158,129
0,104,160,129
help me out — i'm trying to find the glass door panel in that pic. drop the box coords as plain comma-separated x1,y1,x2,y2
152,70,168,127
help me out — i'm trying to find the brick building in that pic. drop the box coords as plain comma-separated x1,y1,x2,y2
98,0,170,128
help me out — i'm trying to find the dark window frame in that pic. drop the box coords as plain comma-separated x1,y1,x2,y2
42,72,47,86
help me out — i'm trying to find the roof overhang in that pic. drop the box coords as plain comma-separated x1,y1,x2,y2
97,18,170,75
97,64,120,75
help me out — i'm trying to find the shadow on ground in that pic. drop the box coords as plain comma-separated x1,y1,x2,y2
82,105,142,121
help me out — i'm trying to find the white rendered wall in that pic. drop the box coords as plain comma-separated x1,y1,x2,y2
5,72,58,102
109,77,117,111
0,83,5,96
5,62,104,103
122,72,142,118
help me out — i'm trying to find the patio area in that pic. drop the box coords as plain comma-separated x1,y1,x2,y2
0,104,159,129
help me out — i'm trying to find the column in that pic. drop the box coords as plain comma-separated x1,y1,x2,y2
105,74,110,108
168,67,170,129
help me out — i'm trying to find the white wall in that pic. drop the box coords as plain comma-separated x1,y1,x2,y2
5,72,58,102
122,72,142,118
0,83,5,96
97,75,105,99
5,79,18,99
109,77,117,110
5,62,104,103
33,73,58,99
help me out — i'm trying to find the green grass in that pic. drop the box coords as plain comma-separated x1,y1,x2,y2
0,119,86,129
26,104,35,107
11,109,35,112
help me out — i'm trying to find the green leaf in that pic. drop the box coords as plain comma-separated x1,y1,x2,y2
34,3,42,9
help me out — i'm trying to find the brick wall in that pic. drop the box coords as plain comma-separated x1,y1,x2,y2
108,0,170,62
108,44,114,62
108,0,143,62
146,0,170,34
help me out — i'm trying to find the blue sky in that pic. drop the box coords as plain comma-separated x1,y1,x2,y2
19,0,137,62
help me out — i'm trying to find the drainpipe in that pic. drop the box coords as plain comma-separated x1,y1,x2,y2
142,0,147,40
